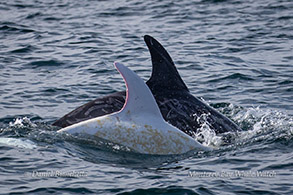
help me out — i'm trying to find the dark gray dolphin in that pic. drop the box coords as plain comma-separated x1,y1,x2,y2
53,35,241,136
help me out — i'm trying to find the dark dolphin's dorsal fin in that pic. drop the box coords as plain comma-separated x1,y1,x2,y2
144,35,189,92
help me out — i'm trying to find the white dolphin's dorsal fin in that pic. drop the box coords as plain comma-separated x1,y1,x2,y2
114,62,163,119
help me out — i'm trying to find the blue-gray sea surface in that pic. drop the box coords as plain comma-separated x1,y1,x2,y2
0,0,292,194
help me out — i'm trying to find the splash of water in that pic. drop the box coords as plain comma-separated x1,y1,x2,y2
2,105,292,154
189,104,292,149
191,113,223,148
9,117,37,128
233,106,293,145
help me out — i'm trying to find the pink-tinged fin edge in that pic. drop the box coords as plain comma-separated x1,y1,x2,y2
113,62,163,119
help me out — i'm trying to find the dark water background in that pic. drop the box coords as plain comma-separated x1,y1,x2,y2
0,0,292,194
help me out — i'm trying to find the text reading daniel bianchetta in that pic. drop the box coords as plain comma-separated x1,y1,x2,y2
27,170,87,178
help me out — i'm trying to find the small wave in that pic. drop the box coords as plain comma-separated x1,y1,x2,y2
208,73,254,83
28,60,65,68
0,24,34,33
121,186,197,194
13,187,95,194
0,138,37,149
25,12,42,19
9,45,36,54
43,17,62,21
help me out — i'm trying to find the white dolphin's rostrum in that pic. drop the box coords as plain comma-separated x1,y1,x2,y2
58,62,211,155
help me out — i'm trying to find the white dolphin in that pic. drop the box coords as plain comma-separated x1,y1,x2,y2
58,62,211,155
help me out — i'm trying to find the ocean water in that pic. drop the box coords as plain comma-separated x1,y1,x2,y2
0,0,293,194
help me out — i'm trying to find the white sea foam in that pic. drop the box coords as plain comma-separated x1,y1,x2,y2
233,106,293,144
9,117,37,128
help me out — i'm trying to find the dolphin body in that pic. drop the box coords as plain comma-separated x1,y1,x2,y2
53,35,241,137
58,63,211,155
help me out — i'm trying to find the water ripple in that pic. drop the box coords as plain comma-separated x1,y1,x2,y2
0,0,293,194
